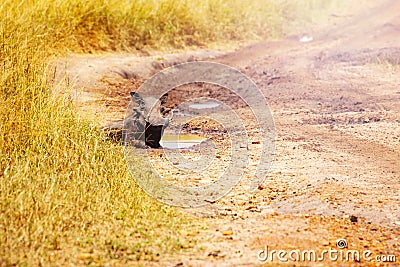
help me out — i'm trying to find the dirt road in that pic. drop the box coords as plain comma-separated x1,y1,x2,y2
60,1,400,265
166,1,400,265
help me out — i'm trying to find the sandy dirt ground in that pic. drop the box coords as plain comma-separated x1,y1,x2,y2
57,0,400,265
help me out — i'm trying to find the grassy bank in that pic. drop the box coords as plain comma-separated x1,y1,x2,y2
1,0,284,54
0,0,349,265
0,7,186,265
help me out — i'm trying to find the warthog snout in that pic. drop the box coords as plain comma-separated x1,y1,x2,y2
145,122,164,148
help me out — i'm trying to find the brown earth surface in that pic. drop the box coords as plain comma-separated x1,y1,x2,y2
58,0,400,266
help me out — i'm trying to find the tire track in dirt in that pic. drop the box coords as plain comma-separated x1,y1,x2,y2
294,125,400,180
171,1,400,265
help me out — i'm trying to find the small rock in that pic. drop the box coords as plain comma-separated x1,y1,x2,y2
321,239,330,246
78,253,93,260
270,211,278,216
208,251,220,257
261,208,276,215
350,215,358,223
222,230,233,236
299,36,313,42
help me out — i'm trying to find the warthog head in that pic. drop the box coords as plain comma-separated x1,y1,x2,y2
123,91,171,148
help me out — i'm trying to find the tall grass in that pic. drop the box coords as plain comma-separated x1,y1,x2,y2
1,0,284,54
0,5,186,266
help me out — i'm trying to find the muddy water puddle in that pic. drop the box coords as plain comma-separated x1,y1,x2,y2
188,102,221,109
160,134,208,149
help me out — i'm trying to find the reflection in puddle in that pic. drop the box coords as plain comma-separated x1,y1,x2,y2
160,134,207,149
189,102,220,109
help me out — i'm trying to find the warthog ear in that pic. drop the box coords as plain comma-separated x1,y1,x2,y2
160,93,168,105
130,92,144,106
130,91,139,98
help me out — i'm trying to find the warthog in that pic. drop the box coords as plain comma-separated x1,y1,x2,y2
103,92,171,148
